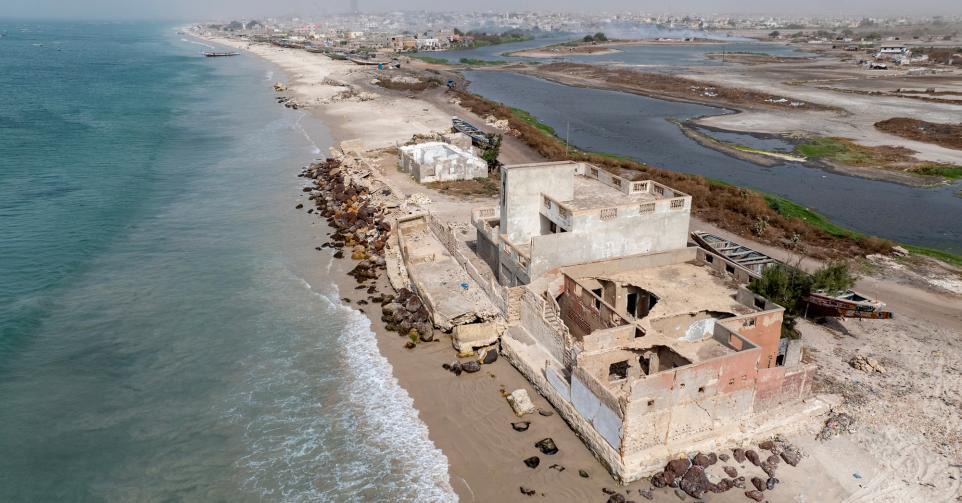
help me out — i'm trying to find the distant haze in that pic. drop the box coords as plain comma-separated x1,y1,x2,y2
2,0,960,21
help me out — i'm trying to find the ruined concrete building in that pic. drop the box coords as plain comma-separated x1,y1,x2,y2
501,247,820,482
398,141,487,184
473,161,691,286
462,161,822,482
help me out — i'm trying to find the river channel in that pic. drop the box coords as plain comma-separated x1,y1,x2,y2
464,71,962,254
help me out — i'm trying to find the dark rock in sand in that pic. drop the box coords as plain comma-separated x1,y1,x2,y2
535,438,558,455
537,408,553,416
724,466,738,478
442,363,451,370
679,465,710,499
295,203,304,209
511,421,530,432
519,486,535,496
523,456,540,469
607,494,626,503
579,469,590,478
759,439,775,451
651,472,668,488
548,463,565,472
745,490,765,502
404,341,415,349
751,477,765,492
480,347,498,364
639,488,654,500
451,362,462,376
602,487,616,495
766,477,778,490
460,360,481,373
666,458,692,478
692,453,712,468
714,478,733,492
719,453,730,462
733,448,746,463
333,251,344,259
746,449,761,466
780,445,802,467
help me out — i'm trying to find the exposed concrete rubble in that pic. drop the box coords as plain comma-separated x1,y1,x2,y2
507,389,537,416
452,322,500,355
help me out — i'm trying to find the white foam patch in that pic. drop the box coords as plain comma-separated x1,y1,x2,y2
292,113,322,155
227,265,455,502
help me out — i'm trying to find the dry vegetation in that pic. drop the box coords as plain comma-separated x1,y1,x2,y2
426,175,500,197
875,117,962,151
531,63,839,112
453,89,893,260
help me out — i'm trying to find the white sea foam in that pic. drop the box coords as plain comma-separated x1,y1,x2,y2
292,113,322,155
228,265,455,502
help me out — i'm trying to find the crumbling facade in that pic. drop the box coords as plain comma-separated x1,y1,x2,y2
499,245,820,482
398,141,488,184
473,161,691,286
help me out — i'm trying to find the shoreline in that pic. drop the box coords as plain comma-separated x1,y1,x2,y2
193,29,962,503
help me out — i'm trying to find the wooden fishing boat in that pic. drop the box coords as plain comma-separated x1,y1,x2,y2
204,52,239,57
452,116,494,148
348,57,390,66
807,290,893,319
691,231,777,277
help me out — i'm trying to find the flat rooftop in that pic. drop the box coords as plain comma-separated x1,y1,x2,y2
575,261,757,365
599,262,753,321
564,175,658,211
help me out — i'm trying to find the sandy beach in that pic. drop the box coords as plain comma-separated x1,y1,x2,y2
199,32,962,503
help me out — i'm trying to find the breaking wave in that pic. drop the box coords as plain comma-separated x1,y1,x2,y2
226,263,455,502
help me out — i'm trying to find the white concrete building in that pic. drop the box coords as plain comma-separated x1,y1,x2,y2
398,142,488,184
472,161,692,286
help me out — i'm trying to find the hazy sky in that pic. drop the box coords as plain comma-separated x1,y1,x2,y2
3,0,960,20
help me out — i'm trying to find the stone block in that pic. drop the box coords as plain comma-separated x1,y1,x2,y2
452,322,499,354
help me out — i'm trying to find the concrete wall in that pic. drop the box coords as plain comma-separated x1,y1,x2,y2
500,161,577,243
527,205,690,279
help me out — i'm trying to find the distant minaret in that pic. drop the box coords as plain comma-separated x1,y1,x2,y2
350,0,358,14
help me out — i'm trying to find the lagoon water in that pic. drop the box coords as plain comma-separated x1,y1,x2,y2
464,71,962,254
0,22,452,502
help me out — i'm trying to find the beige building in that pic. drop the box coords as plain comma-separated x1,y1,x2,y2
473,161,691,286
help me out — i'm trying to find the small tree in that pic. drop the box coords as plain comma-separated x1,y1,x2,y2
481,133,503,171
769,30,781,38
583,34,595,43
810,261,855,295
593,32,608,42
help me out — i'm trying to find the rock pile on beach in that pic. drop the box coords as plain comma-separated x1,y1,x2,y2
648,437,803,501
300,157,433,347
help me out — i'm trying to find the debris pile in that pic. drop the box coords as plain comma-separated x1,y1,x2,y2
817,410,857,441
849,354,887,374
483,114,511,132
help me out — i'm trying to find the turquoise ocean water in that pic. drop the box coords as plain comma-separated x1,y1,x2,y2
0,21,453,502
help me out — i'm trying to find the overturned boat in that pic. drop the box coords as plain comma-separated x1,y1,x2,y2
691,231,778,277
807,290,893,319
